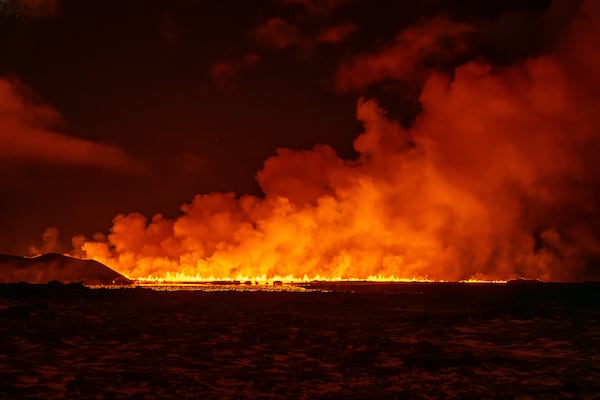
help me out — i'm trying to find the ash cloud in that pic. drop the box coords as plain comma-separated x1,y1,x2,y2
78,1,600,281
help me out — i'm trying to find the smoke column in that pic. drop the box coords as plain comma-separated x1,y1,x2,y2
77,2,600,281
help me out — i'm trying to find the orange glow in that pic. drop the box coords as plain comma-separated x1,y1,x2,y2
132,273,436,284
132,274,506,285
73,2,600,283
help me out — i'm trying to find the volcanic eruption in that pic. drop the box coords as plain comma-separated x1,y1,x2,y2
3,4,600,400
68,1,600,283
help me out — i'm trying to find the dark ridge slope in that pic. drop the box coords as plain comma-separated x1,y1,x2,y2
0,253,132,285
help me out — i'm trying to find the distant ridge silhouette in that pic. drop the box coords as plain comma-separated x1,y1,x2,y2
0,253,132,285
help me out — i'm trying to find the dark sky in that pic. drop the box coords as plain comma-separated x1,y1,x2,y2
0,0,580,257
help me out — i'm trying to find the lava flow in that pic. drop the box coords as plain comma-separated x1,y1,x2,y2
72,1,600,283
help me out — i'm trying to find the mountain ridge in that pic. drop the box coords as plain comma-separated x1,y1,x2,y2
0,253,132,285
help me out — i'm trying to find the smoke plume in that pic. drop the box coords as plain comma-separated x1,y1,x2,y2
77,2,600,281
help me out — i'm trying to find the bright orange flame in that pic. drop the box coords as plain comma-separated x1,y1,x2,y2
132,274,506,285
133,273,435,284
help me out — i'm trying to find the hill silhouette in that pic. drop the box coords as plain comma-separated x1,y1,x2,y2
0,253,132,285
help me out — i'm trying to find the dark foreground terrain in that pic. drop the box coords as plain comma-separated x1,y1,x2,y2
1,282,599,399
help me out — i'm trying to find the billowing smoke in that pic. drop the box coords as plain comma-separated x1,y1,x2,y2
29,227,61,255
77,2,600,281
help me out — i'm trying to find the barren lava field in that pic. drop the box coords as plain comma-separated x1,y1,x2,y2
1,282,599,399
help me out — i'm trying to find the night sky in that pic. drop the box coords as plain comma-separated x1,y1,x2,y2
2,0,598,282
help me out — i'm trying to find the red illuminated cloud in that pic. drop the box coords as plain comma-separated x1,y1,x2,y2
336,16,474,91
0,78,142,172
210,54,260,91
254,17,303,50
253,18,355,52
318,23,357,44
215,1,354,83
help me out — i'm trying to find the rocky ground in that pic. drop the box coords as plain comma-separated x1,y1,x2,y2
1,282,599,399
